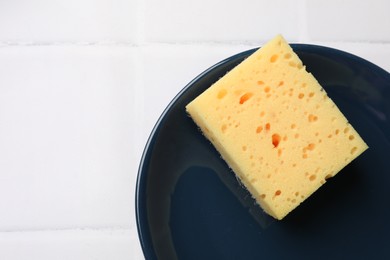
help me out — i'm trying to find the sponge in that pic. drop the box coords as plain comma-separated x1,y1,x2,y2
186,35,368,220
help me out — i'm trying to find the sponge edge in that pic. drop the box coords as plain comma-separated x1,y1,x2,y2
186,35,368,220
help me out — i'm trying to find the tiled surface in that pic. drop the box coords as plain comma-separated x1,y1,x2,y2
0,1,390,259
0,0,138,43
0,229,143,260
307,0,390,42
0,46,137,230
144,0,305,43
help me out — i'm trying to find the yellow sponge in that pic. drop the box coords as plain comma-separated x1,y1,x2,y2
186,35,368,220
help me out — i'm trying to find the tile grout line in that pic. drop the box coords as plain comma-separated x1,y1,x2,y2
0,226,133,234
0,40,390,48
0,41,138,47
133,0,146,182
298,0,310,42
135,0,146,45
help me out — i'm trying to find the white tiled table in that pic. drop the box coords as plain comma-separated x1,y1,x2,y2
0,1,389,259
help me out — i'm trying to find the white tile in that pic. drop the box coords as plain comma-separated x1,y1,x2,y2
0,229,144,260
307,0,390,42
144,0,304,43
0,46,137,229
0,1,138,43
140,44,257,142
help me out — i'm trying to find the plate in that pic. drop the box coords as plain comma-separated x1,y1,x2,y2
136,44,390,260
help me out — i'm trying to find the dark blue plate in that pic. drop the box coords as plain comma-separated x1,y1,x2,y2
136,44,390,260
